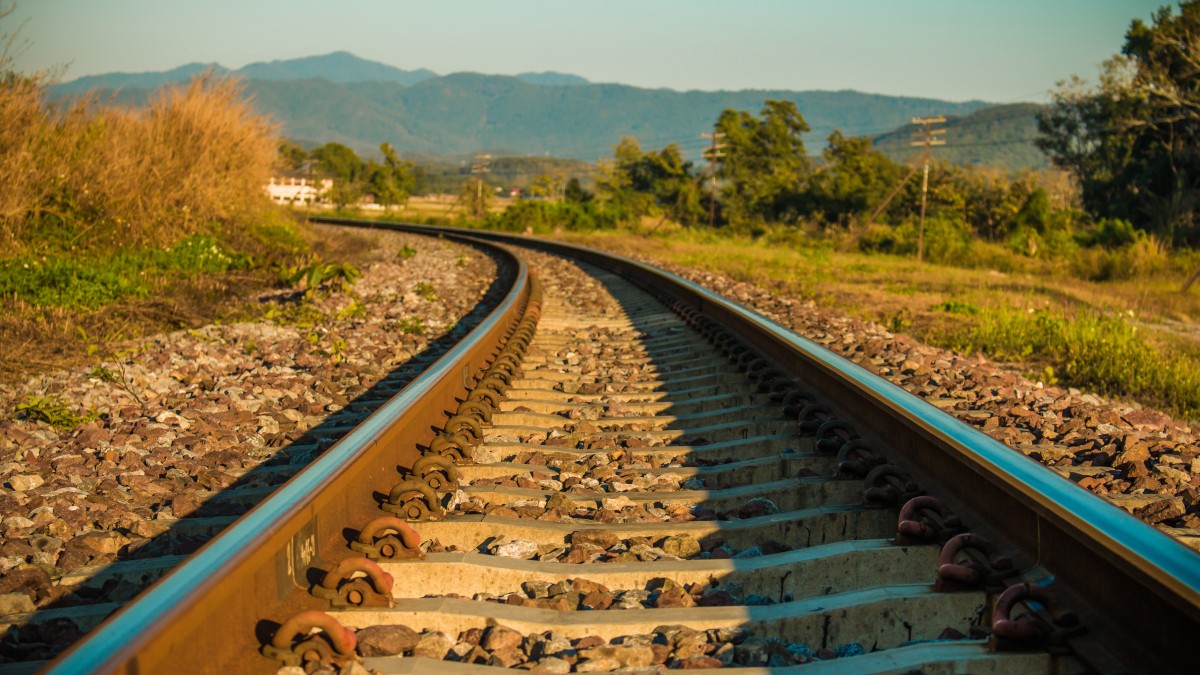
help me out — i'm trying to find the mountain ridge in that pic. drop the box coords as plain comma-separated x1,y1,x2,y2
50,52,1043,168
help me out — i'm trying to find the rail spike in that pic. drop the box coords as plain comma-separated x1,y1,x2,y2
895,495,964,545
412,454,460,491
935,532,1015,592
836,438,886,478
261,610,357,671
429,433,472,464
383,478,443,520
310,557,394,608
862,464,921,507
814,419,858,455
989,583,1084,651
351,515,423,560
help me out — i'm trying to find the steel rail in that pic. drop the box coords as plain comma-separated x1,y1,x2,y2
46,234,529,674
320,218,1200,671
47,217,1200,672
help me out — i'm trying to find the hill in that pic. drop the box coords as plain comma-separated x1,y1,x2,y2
53,53,1045,167
872,103,1046,170
51,52,437,95
515,71,590,86
52,62,224,95
235,51,437,85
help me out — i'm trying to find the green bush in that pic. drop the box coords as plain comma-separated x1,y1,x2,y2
1086,218,1139,248
931,300,980,315
0,234,255,309
856,222,905,254
951,308,1200,419
486,200,627,233
1069,234,1168,281
0,257,145,309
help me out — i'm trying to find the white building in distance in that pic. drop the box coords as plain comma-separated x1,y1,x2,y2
266,176,332,205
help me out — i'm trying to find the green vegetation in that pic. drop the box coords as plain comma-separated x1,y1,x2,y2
949,309,1200,419
0,20,314,386
413,282,436,301
1038,1,1200,249
395,317,425,335
0,235,250,309
15,395,100,429
485,200,624,233
286,256,362,297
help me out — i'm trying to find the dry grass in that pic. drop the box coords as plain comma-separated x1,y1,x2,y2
0,270,278,386
0,57,304,389
1,72,277,254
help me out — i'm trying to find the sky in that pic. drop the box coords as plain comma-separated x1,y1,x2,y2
6,0,1170,103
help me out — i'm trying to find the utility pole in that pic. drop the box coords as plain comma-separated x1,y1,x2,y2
910,116,945,263
701,131,726,228
471,153,492,219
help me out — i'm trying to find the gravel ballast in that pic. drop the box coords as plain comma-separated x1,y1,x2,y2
1,227,1197,665
0,227,498,662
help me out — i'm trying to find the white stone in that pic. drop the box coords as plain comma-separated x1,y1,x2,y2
0,593,35,615
492,539,539,560
8,474,44,492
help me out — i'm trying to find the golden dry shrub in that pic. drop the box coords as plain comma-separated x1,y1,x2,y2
0,72,72,246
0,71,278,254
81,74,279,248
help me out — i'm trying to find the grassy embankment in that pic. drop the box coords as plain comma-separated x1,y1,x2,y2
547,224,1200,421
0,72,313,387
337,195,1200,420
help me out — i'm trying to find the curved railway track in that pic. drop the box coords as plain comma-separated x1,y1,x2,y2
42,220,1200,673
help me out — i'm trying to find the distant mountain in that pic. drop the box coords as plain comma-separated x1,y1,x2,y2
226,74,990,160
515,71,590,87
235,51,437,86
52,62,224,95
51,52,436,95
55,53,1045,167
872,103,1046,170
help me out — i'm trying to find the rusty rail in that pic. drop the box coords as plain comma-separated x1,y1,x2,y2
326,219,1200,671
47,219,1200,673
47,233,529,674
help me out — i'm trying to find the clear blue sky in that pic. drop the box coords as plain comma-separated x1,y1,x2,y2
7,0,1169,102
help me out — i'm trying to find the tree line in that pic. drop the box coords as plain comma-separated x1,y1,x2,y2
518,1,1200,274
528,99,1083,268
284,1,1200,280
278,140,416,209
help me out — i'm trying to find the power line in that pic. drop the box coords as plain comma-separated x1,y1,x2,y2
471,153,491,217
701,131,726,228
911,116,946,264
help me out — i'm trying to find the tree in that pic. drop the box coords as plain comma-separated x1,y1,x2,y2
595,137,643,204
530,172,562,199
366,142,414,209
810,131,904,222
564,177,593,204
597,138,704,226
277,140,308,172
715,100,812,225
310,142,365,184
1038,1,1200,245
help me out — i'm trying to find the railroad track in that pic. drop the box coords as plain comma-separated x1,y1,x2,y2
43,221,1200,673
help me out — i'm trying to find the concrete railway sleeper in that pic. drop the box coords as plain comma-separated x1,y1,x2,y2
45,222,1200,674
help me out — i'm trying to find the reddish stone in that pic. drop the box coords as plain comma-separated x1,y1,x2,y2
573,635,605,650
579,590,613,610
482,625,524,652
677,656,724,669
571,578,610,594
